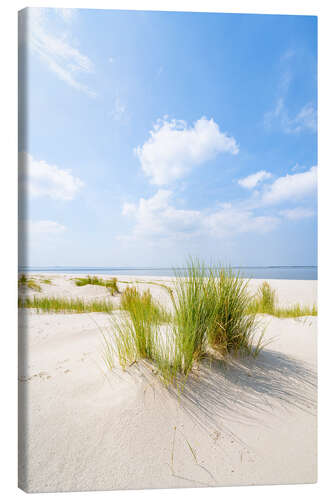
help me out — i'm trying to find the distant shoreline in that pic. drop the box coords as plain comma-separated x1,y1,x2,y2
19,266,318,280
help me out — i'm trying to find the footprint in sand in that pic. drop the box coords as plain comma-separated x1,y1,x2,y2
19,371,52,382
80,352,91,362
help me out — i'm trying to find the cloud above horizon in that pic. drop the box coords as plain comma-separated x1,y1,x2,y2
264,50,317,135
122,189,280,242
279,207,315,220
265,99,317,134
27,219,67,236
19,152,84,201
238,170,272,189
25,8,96,97
122,164,317,243
261,166,317,205
134,117,239,185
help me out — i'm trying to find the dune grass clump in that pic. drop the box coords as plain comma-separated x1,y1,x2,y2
18,274,28,286
248,281,276,315
121,286,170,323
18,296,114,314
105,261,267,386
41,278,52,285
207,269,262,356
248,281,317,318
170,262,264,374
106,288,172,373
170,260,218,375
273,304,318,318
18,274,42,292
75,275,120,295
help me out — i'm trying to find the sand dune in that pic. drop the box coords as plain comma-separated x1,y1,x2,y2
18,275,317,492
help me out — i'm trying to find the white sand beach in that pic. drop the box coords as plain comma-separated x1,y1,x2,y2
18,275,317,492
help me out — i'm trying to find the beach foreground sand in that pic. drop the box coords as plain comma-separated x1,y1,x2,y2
18,275,317,492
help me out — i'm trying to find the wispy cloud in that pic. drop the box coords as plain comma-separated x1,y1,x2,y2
27,219,67,236
291,163,307,172
55,8,76,24
19,152,84,201
265,99,317,134
135,116,239,185
26,8,96,97
111,97,126,121
264,49,317,134
279,207,315,220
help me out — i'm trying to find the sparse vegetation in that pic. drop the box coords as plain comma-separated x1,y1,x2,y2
18,274,28,286
75,275,120,295
105,287,173,376
273,304,318,318
207,268,261,356
120,286,170,323
18,296,114,314
18,274,42,292
248,281,317,318
20,268,317,389
170,260,217,375
104,260,267,386
41,278,52,285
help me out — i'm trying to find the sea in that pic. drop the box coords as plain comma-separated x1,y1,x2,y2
20,266,317,280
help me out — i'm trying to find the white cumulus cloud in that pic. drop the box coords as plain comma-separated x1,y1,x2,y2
122,190,279,241
134,117,239,185
238,170,272,189
19,152,84,201
122,190,202,239
262,166,317,205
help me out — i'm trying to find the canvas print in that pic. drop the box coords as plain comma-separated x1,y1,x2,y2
18,7,317,493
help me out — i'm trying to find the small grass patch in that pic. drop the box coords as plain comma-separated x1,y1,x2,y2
248,281,317,318
170,259,218,376
41,278,52,285
18,274,28,286
207,268,262,356
18,296,114,314
104,287,177,384
106,293,169,366
272,304,317,318
75,275,120,295
120,286,170,323
18,274,42,292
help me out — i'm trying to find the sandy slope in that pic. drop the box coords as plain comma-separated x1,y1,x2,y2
18,275,317,492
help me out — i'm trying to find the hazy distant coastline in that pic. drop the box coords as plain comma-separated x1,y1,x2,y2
20,266,318,280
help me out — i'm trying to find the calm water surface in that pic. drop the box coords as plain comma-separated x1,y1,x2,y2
21,266,317,280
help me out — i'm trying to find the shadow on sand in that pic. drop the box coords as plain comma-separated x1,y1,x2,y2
167,349,316,432
129,348,316,437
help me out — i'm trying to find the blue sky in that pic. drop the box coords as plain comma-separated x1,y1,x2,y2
19,8,317,267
